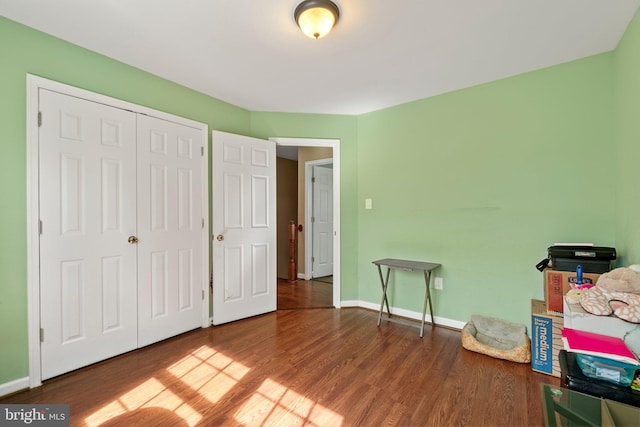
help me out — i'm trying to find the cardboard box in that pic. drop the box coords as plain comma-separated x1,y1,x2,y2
532,299,563,377
601,399,640,426
563,297,640,355
544,268,602,315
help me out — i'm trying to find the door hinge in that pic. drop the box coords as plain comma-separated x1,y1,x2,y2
202,218,205,229
312,256,315,263
40,328,44,343
201,146,204,157
202,290,205,300
38,112,42,127
39,220,43,235
311,217,315,223
312,177,315,183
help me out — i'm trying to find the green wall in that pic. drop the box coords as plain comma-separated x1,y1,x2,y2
357,54,617,329
614,10,640,267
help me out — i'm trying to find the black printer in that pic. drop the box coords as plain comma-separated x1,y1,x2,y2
536,245,616,274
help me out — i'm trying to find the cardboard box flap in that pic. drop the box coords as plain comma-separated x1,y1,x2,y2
602,399,640,427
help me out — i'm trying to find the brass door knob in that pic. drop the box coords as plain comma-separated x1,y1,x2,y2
216,234,224,242
128,235,139,244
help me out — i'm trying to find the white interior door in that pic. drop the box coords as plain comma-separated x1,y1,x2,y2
311,165,333,278
39,89,138,380
136,115,204,347
212,131,276,325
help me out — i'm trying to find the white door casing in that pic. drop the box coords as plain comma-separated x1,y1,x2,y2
136,115,204,347
39,89,138,380
211,131,276,325
27,75,209,386
311,164,333,278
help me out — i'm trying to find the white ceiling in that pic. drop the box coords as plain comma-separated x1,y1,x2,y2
1,0,639,115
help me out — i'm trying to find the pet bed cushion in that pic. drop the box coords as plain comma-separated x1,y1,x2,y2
461,314,531,363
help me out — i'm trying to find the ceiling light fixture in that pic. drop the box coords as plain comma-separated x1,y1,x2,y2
294,0,340,40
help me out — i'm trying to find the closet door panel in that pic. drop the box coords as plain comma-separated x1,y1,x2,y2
137,115,203,347
39,89,138,380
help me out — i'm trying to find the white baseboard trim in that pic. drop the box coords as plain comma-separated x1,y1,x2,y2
0,377,30,398
339,300,465,330
339,300,360,307
297,273,307,280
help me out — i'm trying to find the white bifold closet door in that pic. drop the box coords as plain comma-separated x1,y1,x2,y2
39,89,203,380
136,114,203,347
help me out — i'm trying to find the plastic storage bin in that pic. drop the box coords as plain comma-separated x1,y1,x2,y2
576,353,638,387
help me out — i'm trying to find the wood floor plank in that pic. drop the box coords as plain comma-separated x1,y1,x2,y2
2,308,557,426
277,278,333,310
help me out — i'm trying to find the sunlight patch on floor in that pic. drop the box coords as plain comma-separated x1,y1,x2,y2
234,378,344,426
83,401,127,426
84,345,248,426
84,377,201,426
168,345,250,404
84,345,342,426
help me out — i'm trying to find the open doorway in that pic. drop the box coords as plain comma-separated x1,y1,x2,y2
271,138,341,310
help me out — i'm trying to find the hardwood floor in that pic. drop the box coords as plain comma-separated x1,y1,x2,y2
277,278,333,310
2,308,557,426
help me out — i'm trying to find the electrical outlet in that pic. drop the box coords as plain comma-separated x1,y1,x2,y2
434,277,443,290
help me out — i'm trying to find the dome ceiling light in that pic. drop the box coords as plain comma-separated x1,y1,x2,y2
294,0,340,39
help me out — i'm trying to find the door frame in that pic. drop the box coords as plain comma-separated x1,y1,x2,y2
26,75,210,387
269,138,341,308
305,158,333,280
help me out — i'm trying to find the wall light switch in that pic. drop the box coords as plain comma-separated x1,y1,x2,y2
365,198,372,210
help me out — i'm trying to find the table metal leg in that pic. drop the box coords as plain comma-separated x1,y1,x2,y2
383,267,391,314
421,270,436,338
377,265,391,327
